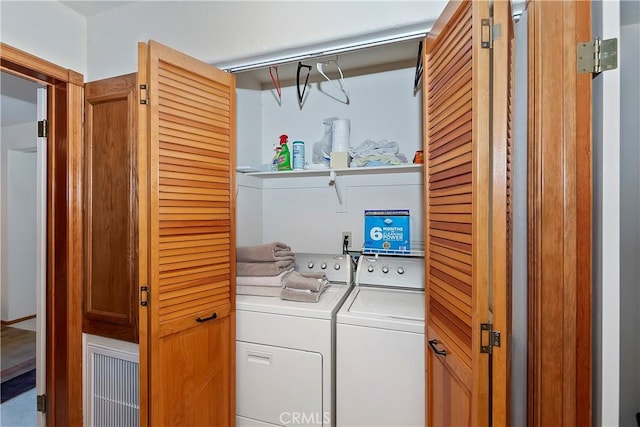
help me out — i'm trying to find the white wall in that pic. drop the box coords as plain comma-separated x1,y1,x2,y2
619,21,640,427
0,1,87,76
85,1,446,81
1,123,37,321
259,68,422,166
235,65,422,253
259,172,423,254
235,88,265,247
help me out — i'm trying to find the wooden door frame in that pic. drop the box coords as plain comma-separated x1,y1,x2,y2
527,1,592,425
1,43,84,426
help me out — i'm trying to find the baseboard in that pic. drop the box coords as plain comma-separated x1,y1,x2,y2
0,314,36,326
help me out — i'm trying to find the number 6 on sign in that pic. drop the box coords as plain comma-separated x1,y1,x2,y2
370,227,383,241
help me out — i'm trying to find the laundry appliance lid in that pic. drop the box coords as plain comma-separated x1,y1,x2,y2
337,287,425,333
236,283,352,320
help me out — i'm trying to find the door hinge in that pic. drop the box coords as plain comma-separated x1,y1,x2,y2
140,285,149,307
139,84,149,104
37,394,47,413
480,323,501,354
578,37,618,74
481,18,500,49
37,119,48,138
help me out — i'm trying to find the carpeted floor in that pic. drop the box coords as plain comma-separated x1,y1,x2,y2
1,370,35,403
0,386,36,426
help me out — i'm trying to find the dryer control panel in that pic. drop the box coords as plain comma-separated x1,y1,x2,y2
294,253,353,285
355,255,424,290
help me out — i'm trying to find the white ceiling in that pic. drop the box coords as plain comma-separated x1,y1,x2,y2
60,1,133,17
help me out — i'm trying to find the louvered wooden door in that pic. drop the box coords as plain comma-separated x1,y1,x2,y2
490,1,514,424
137,40,236,426
423,0,495,425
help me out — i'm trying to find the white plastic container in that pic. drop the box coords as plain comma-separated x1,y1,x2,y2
292,141,305,170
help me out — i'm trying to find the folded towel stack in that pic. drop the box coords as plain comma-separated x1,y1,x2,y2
236,242,295,297
280,271,330,303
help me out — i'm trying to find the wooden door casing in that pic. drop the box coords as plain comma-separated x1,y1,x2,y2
423,1,491,425
84,73,139,343
527,1,592,425
138,40,236,426
0,42,85,426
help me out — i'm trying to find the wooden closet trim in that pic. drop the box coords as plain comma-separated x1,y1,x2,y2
1,43,84,427
527,1,592,425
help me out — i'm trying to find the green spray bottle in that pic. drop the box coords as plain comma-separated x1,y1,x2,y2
277,134,292,171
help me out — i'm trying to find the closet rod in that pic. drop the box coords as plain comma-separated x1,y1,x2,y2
221,29,428,74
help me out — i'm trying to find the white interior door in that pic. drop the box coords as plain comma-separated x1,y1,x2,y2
35,86,47,427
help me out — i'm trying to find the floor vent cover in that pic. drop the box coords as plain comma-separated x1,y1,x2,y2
87,342,139,426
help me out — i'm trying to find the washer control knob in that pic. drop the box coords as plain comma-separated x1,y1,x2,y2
320,262,327,270
367,265,375,273
397,267,405,275
382,266,389,274
307,262,314,269
334,263,341,270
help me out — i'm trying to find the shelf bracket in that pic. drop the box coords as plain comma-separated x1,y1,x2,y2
329,170,347,212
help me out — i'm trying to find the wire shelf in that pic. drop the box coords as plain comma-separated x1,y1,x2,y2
361,241,424,257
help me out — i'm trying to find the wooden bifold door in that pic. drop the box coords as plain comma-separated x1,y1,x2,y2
137,40,237,426
423,0,514,425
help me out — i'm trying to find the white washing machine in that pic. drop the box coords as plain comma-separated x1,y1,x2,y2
236,253,353,427
336,255,425,427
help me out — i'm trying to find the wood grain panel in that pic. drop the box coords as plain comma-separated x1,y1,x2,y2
83,74,139,342
424,1,491,426
428,328,471,427
158,315,231,426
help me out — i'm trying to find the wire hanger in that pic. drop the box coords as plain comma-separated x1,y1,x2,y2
316,58,349,104
413,40,424,95
269,65,281,105
297,61,312,107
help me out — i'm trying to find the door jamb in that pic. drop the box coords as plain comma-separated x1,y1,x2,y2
1,42,84,427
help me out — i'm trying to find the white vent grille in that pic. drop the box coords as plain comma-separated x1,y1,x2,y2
86,338,139,427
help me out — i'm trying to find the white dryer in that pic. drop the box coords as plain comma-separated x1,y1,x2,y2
236,253,353,427
336,255,425,427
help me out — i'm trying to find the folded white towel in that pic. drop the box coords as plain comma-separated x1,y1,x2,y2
280,283,329,303
284,271,329,292
236,268,293,287
237,242,294,262
237,260,295,276
237,285,282,297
